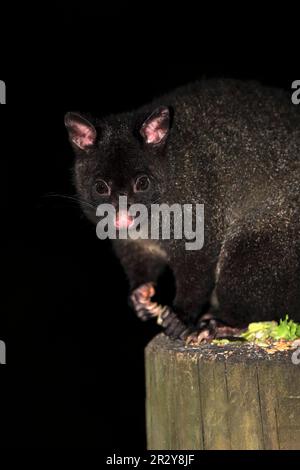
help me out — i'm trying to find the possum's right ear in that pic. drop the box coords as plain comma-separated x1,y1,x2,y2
65,112,97,151
140,107,171,145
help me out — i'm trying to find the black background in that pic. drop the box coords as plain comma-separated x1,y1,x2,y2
1,1,299,449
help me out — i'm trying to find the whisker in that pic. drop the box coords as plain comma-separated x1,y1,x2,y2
42,193,97,211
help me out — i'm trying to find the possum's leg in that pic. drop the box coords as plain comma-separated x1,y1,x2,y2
166,244,216,329
140,251,216,340
113,240,167,320
113,240,189,337
215,208,300,328
130,283,189,338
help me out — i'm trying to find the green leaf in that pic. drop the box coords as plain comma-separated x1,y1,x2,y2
211,315,300,345
211,339,230,345
239,315,300,344
270,315,300,341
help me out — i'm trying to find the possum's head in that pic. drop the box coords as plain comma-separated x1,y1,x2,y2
65,107,173,228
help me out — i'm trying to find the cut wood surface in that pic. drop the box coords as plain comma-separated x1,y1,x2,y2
145,333,300,450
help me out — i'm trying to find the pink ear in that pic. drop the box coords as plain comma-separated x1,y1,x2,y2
65,113,97,150
140,107,170,145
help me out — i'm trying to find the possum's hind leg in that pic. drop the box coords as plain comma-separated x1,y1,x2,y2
215,209,300,328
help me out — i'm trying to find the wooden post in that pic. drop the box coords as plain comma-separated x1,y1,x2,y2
145,333,300,450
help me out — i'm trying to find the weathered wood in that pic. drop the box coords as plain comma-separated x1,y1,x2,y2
145,333,300,450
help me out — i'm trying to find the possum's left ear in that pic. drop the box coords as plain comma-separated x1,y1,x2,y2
140,107,170,145
65,112,97,150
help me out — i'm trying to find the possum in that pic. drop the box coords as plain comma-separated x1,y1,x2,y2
65,79,300,342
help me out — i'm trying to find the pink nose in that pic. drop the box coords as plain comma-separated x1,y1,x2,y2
114,211,134,229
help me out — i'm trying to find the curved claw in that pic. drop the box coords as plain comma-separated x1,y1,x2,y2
185,327,216,345
185,319,243,345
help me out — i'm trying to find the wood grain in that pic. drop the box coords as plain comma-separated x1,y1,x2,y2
145,334,300,450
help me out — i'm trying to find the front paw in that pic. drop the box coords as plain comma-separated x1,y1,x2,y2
130,283,157,321
130,284,189,339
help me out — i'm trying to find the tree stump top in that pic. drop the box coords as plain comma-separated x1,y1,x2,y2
146,333,295,364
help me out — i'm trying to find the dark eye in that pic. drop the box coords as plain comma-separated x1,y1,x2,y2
134,175,151,192
95,179,110,195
